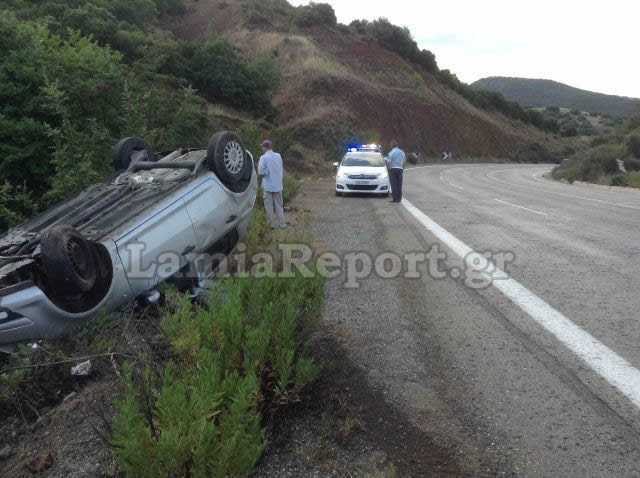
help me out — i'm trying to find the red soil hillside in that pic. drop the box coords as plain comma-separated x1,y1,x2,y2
170,0,558,158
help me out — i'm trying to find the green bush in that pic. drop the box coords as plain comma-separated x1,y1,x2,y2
578,159,605,181
628,135,640,158
0,182,37,233
624,157,640,171
351,18,438,73
283,174,301,203
610,175,628,186
545,105,560,116
190,35,276,118
408,72,425,90
113,271,325,477
561,126,578,137
514,142,556,163
294,2,337,27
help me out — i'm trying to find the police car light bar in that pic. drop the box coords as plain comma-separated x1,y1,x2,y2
345,144,382,153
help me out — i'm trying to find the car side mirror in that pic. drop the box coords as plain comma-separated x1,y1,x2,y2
332,162,339,167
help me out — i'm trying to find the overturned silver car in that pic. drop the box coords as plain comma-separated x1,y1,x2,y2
0,131,257,350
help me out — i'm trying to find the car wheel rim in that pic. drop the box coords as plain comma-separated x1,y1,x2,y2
224,141,244,175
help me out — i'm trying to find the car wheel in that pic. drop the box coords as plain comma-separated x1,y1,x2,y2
112,137,154,171
335,191,342,197
41,225,97,295
207,131,253,193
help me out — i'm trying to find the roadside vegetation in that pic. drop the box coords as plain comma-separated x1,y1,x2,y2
0,0,280,231
113,270,324,476
552,113,640,187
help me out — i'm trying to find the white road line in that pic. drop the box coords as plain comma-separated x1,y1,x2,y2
439,174,465,190
486,169,640,211
401,197,640,409
494,198,548,216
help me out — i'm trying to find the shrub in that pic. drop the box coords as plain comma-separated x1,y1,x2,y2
610,175,628,186
628,135,640,158
283,174,301,203
352,18,438,73
624,157,640,171
0,182,37,233
514,142,556,163
408,72,425,90
311,75,336,95
113,271,325,477
190,36,276,118
294,2,337,27
545,105,560,115
578,159,605,181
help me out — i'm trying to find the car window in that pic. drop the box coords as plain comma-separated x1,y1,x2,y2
341,153,385,167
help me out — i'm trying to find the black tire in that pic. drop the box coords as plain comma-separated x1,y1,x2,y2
112,136,153,171
41,225,97,295
207,131,253,193
335,191,342,197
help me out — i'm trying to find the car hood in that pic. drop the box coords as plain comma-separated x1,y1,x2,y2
338,166,387,176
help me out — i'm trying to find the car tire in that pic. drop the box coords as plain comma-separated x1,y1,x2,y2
41,225,97,295
207,131,253,193
335,191,342,197
113,136,154,171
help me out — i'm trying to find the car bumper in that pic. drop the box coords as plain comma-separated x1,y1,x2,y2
336,177,390,193
0,240,133,350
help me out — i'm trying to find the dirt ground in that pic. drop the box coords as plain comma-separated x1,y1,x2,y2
0,377,118,477
253,336,460,477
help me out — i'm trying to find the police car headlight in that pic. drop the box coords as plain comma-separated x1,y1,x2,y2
377,171,388,179
337,169,346,179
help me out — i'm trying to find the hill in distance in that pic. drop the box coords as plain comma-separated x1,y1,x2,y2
472,77,640,118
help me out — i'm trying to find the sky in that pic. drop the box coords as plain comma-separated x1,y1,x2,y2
289,0,640,98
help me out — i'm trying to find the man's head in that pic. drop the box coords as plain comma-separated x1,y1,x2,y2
261,140,273,153
390,140,398,149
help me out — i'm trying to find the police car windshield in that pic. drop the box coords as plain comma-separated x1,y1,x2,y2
342,153,384,167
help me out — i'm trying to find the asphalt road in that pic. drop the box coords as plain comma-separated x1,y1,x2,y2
303,164,640,476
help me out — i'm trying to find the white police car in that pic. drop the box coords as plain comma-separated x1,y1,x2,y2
333,145,390,197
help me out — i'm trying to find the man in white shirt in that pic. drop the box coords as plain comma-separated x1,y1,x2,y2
258,140,286,229
386,140,406,202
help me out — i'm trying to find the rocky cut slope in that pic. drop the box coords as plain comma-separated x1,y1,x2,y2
172,0,558,159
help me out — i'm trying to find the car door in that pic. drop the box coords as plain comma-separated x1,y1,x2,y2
116,198,198,296
182,178,238,252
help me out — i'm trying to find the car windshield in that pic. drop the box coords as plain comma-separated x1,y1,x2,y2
341,153,385,167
